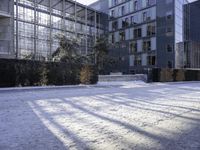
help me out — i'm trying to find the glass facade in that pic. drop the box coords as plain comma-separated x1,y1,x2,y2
12,0,105,60
174,0,189,68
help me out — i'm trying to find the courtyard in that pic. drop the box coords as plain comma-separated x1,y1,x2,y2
0,81,200,150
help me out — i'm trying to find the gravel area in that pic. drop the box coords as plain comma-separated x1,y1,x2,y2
0,81,200,150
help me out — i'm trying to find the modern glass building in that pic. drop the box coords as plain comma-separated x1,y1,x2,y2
108,0,189,73
0,0,107,60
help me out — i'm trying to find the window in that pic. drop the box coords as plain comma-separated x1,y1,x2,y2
121,6,125,15
166,27,173,34
131,16,135,25
112,0,118,6
143,40,151,51
112,21,118,31
111,10,115,17
130,41,137,53
149,0,156,5
147,23,156,36
134,28,142,38
146,0,150,6
166,11,172,20
114,0,118,5
125,18,129,26
143,12,147,22
166,0,173,4
148,56,156,65
122,18,129,28
131,15,138,25
167,44,173,52
135,55,141,66
119,31,125,41
134,1,138,11
168,61,173,68
111,34,115,43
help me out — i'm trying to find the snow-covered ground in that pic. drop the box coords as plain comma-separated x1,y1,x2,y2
0,81,200,150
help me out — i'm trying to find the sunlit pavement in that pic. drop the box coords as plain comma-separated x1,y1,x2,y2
0,81,200,150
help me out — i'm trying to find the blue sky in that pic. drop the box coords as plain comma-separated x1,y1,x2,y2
77,0,198,6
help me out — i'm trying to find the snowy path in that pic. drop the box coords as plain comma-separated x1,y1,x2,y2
0,81,200,150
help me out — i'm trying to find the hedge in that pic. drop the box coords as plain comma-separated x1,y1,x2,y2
150,68,200,82
0,59,98,87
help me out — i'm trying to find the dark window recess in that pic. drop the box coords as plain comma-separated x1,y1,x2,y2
134,55,142,66
121,6,125,15
147,24,156,36
112,21,118,31
143,40,151,51
143,12,147,22
119,31,125,41
122,18,129,28
131,16,137,25
168,61,173,68
167,44,173,52
134,1,138,11
111,34,115,43
166,27,172,33
148,56,156,65
134,28,142,38
130,41,137,53
167,14,172,20
111,10,115,18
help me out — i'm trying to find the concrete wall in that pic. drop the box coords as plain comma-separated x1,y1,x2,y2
99,74,147,82
0,0,14,58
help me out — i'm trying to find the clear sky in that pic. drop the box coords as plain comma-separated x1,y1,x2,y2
77,0,198,6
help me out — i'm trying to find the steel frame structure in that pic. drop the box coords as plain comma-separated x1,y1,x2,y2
13,0,105,60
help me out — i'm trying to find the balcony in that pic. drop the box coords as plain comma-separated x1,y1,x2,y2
0,10,11,18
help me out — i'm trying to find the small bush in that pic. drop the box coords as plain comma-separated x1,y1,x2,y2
80,65,98,85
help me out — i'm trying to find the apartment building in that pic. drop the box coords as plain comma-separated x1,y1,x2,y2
108,0,189,73
0,0,107,60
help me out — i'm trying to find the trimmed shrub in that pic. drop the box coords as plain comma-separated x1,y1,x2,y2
160,68,173,82
80,65,98,85
150,68,200,82
0,59,98,87
175,69,185,81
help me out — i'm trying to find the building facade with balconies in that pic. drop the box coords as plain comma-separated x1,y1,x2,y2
108,0,189,73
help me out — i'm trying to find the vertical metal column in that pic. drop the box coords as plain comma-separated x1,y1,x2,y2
94,11,97,44
62,0,66,33
75,0,77,36
16,0,19,58
34,0,37,60
85,7,88,55
49,0,52,60
98,14,100,37
94,11,97,64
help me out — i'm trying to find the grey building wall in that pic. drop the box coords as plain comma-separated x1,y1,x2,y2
0,0,14,58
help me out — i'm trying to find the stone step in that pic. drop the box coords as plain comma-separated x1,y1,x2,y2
98,74,147,82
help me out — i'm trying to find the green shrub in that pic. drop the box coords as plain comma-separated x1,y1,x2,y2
0,59,98,87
